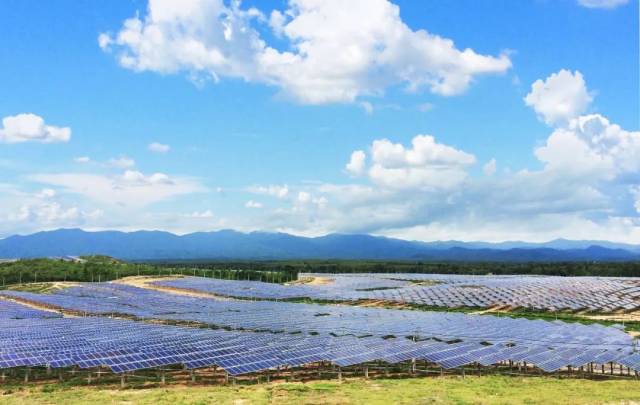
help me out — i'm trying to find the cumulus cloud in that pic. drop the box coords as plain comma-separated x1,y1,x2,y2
524,69,593,126
359,102,374,115
345,150,366,177
148,142,171,153
577,0,628,9
534,114,640,181
526,70,640,182
365,135,476,189
184,209,214,218
0,113,71,144
3,188,102,233
247,184,289,198
295,191,327,208
100,0,511,105
74,156,91,164
29,171,206,208
108,156,136,169
243,70,640,242
483,158,497,176
632,187,640,214
245,200,263,209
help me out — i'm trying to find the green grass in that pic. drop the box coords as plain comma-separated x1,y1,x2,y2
2,375,640,404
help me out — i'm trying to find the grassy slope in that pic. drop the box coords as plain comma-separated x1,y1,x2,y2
2,376,640,405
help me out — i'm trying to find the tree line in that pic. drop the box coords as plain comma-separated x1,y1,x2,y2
2,257,640,288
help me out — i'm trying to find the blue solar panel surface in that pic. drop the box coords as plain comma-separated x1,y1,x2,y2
1,279,639,376
155,274,640,313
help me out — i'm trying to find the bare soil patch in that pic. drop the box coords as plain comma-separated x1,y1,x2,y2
113,276,231,300
288,276,334,286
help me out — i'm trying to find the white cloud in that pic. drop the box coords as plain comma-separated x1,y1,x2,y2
295,191,327,208
524,69,593,126
100,0,511,105
74,156,91,163
359,101,374,115
3,188,103,232
148,142,171,153
108,156,136,169
268,10,286,37
184,209,214,218
345,150,366,177
248,184,289,198
99,0,266,82
0,113,70,144
534,114,640,179
36,188,56,199
632,187,640,214
245,200,263,209
577,0,628,9
483,158,497,176
296,191,312,204
248,68,640,242
30,171,206,208
365,135,476,190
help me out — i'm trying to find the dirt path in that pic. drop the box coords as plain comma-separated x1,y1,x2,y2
112,276,231,300
583,312,640,323
287,276,334,286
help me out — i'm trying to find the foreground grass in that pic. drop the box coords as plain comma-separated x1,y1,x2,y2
2,375,640,404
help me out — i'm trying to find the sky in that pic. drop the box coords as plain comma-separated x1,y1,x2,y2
0,0,638,242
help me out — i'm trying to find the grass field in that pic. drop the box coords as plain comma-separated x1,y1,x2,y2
2,376,640,404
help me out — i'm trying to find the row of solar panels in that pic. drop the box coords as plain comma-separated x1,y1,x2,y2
0,300,62,320
155,274,640,313
1,317,639,376
0,284,632,349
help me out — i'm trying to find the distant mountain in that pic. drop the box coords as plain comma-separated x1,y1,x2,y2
0,228,639,262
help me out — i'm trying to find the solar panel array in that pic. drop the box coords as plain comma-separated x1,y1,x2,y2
0,283,633,350
154,274,640,313
0,306,639,376
0,299,62,320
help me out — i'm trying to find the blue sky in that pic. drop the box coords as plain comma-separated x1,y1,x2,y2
0,0,638,242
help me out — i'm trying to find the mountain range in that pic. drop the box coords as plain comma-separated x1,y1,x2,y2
1,228,639,262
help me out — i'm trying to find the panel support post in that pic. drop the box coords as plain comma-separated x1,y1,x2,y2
364,366,369,379
338,367,342,383
120,374,126,389
161,371,166,385
190,369,196,383
24,368,29,383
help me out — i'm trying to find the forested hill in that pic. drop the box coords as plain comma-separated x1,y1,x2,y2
1,228,639,262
